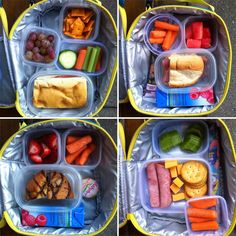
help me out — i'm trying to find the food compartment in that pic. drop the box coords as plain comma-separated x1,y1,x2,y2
14,165,82,212
21,26,60,67
152,120,209,157
185,196,229,235
57,41,108,76
139,158,212,213
59,2,100,41
23,128,61,165
154,48,217,94
63,128,102,169
26,70,94,116
184,16,218,52
143,14,183,55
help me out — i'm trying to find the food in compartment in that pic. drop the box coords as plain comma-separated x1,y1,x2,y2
33,75,87,109
82,178,99,198
24,31,56,63
26,170,74,200
63,8,95,40
159,131,182,152
162,54,205,88
28,133,58,164
65,135,96,166
186,21,212,49
58,46,102,73
149,20,180,51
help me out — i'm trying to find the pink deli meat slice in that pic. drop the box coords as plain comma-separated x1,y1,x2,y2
156,164,172,208
147,163,160,208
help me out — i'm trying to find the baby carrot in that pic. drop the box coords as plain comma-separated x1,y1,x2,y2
75,49,87,70
66,135,92,154
75,143,96,165
191,221,219,231
189,198,217,209
67,136,79,145
187,208,217,220
162,30,173,51
154,21,180,32
65,145,87,164
168,31,178,48
149,37,164,44
189,217,214,223
150,30,166,38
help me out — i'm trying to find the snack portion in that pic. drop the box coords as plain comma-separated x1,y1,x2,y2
82,178,99,198
63,8,96,40
28,132,58,164
33,75,87,109
26,170,74,201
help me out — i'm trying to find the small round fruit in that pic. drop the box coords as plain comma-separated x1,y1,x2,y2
49,50,56,60
28,32,37,41
41,39,51,48
32,47,40,54
44,55,53,63
47,35,55,42
37,33,47,41
25,215,36,226
25,51,33,60
32,53,44,62
35,40,42,48
25,41,34,51
35,214,47,226
40,47,47,55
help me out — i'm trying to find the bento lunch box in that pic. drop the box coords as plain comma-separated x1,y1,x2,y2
152,120,209,157
139,158,212,214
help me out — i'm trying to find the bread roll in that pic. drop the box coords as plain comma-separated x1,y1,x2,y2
168,54,204,88
33,75,87,109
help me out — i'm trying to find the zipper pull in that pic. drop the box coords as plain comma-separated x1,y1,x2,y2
27,0,35,6
146,0,153,9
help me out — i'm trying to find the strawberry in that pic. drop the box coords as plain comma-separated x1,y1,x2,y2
25,214,36,226
43,149,57,164
30,154,43,164
35,214,47,226
43,133,57,150
28,140,42,155
40,143,51,159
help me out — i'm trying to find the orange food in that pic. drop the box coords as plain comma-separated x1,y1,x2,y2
187,208,217,220
162,30,173,51
75,143,96,165
66,135,92,154
149,37,164,44
191,221,219,231
66,136,79,145
150,30,166,38
189,198,217,209
65,145,87,164
189,217,214,223
154,21,180,32
75,49,87,70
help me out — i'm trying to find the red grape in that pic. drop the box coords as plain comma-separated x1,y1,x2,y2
49,50,55,60
37,33,47,41
47,35,54,42
28,32,37,41
40,47,47,55
25,41,34,51
33,53,44,62
25,51,33,60
41,39,51,48
35,40,41,48
32,47,40,54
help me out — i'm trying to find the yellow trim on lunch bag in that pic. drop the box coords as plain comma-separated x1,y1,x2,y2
0,217,6,228
0,7,8,36
9,0,117,117
125,119,236,236
0,119,117,236
126,5,232,117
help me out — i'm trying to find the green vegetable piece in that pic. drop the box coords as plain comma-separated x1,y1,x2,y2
82,46,93,71
87,47,99,72
186,124,204,138
58,50,77,69
181,134,202,153
159,130,182,152
91,47,101,72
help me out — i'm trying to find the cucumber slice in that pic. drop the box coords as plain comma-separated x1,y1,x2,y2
159,130,182,152
59,50,77,69
186,124,203,138
181,134,202,153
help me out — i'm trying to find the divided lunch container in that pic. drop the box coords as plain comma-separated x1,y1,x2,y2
152,120,209,157
26,70,94,116
139,158,212,214
59,2,101,42
21,26,60,67
57,41,108,76
185,196,229,235
143,14,183,55
154,48,217,94
62,128,102,169
14,165,82,212
23,128,61,165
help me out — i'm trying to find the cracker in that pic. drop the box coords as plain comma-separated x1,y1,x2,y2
185,173,207,189
185,184,207,198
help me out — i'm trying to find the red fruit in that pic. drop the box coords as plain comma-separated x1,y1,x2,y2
35,214,47,226
192,22,203,40
30,154,43,164
43,149,57,164
22,219,27,226
189,88,200,100
22,209,29,219
25,214,36,226
43,133,57,150
185,25,193,39
28,140,42,155
40,143,51,159
187,39,201,48
201,38,211,48
203,27,211,39
207,97,215,104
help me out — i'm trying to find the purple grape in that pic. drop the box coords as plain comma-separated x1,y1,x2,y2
47,47,54,55
37,33,47,41
40,47,47,55
25,41,34,51
35,40,42,48
47,35,55,42
41,39,51,49
28,32,37,41
49,50,56,60
25,51,33,60
33,53,44,62
32,47,40,54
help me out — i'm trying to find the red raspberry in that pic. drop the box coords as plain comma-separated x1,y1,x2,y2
207,97,215,104
22,209,29,219
189,88,200,100
200,88,213,99
35,214,47,226
22,219,27,226
25,214,36,226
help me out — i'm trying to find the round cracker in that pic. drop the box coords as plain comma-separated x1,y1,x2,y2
185,184,207,198
185,172,207,189
181,161,207,184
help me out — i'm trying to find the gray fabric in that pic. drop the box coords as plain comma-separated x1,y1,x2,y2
121,120,235,235
0,120,117,235
126,8,230,115
9,0,117,117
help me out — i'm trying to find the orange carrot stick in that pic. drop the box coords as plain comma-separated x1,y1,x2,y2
75,49,87,70
168,31,178,48
149,37,164,44
154,21,180,31
162,30,173,51
65,145,88,164
66,135,92,154
67,136,79,145
189,217,214,223
191,221,219,231
187,208,217,220
189,198,217,209
75,143,96,165
150,30,166,38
